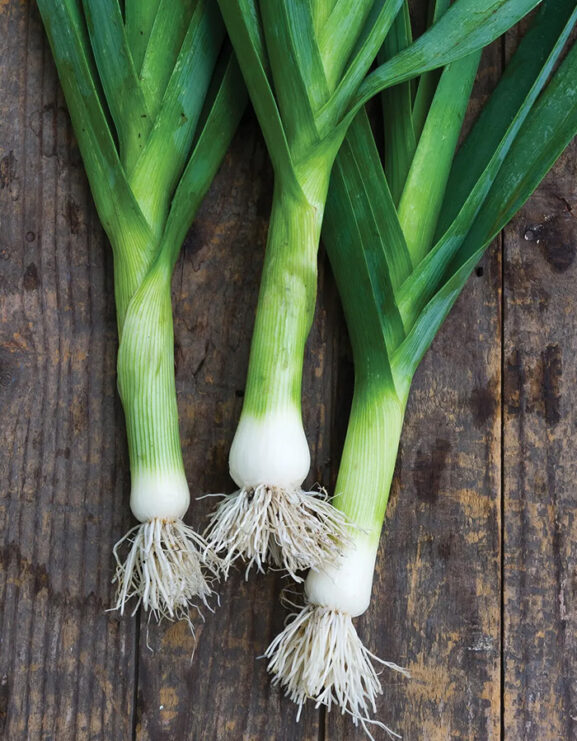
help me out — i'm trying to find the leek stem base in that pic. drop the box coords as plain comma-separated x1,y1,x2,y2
205,485,350,582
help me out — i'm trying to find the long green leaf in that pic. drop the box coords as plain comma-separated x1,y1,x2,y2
310,0,334,38
259,0,326,156
379,1,415,206
324,180,398,396
129,0,225,231
35,0,152,251
83,0,152,172
139,0,197,122
390,247,483,398
319,0,403,134
162,51,248,264
328,0,542,133
396,10,573,330
325,112,407,363
451,37,577,273
438,0,577,234
336,110,412,291
317,0,374,91
397,51,480,265
393,37,577,387
411,0,451,139
217,0,297,189
124,0,161,74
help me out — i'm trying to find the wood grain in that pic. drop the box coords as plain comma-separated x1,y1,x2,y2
0,3,136,740
502,144,577,740
1,2,577,741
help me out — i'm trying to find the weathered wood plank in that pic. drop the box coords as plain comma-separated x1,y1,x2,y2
3,2,577,740
502,139,577,740
0,3,136,739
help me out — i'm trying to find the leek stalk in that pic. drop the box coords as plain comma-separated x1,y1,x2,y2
37,0,246,623
265,1,577,734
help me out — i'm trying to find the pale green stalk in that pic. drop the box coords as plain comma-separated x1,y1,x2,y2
243,180,329,418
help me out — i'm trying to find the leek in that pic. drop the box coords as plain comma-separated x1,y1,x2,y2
265,1,577,734
37,0,246,622
207,0,542,580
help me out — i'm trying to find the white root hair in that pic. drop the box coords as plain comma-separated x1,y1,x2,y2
264,604,409,740
112,518,222,625
204,485,350,581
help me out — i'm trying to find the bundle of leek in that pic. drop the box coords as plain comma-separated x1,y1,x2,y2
207,0,542,580
37,0,246,622
265,0,577,735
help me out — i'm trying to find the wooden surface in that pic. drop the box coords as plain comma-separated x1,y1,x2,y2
1,3,577,740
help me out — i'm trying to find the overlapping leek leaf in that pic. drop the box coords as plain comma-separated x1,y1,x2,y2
326,0,543,136
379,2,414,205
37,0,246,623
411,0,451,139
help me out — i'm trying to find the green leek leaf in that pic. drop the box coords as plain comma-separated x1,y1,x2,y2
439,0,577,234
317,0,375,91
83,0,151,171
336,0,543,130
397,51,481,265
259,0,326,155
139,0,197,121
397,3,575,332
217,0,296,187
128,0,225,230
36,0,153,289
321,0,404,133
379,1,415,206
411,0,452,139
124,0,161,73
324,111,407,365
163,50,248,264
